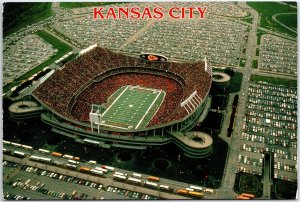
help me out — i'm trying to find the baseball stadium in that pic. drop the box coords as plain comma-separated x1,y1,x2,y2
21,45,213,158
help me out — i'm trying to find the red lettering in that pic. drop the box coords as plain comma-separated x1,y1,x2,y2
93,7,104,19
197,6,207,18
153,7,164,19
118,7,129,19
106,7,117,19
141,7,152,19
188,7,194,19
181,7,185,19
169,7,180,19
130,7,141,19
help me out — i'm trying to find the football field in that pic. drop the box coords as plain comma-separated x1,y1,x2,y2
101,85,165,130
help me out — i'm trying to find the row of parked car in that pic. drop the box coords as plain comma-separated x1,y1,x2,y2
106,186,158,200
3,192,30,200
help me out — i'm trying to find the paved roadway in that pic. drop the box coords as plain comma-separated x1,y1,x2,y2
216,2,259,199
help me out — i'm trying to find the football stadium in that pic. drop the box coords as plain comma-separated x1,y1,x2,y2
26,45,213,158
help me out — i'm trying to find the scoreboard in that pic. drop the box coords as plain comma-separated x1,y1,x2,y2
139,53,167,62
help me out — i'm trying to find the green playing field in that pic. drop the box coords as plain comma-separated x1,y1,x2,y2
101,85,165,130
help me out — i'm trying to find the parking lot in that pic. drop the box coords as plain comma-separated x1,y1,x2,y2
55,16,148,50
52,2,249,67
156,2,248,17
3,142,216,200
121,18,248,67
259,34,297,75
236,81,297,182
3,34,57,86
3,160,159,200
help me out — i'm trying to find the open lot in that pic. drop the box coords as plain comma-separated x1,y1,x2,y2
246,2,297,37
3,3,53,37
250,74,297,87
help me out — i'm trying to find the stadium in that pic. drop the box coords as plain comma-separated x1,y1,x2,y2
30,45,213,158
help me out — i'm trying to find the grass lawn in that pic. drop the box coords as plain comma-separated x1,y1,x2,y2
275,13,297,30
3,31,72,93
239,58,246,67
229,71,243,93
45,25,80,47
256,48,260,56
3,3,53,37
252,60,258,68
247,2,297,37
257,30,267,45
241,16,253,24
60,2,123,9
250,75,297,87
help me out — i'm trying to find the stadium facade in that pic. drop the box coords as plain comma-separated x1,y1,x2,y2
12,46,213,158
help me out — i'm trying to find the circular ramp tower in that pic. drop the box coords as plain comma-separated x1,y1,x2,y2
170,131,213,158
212,72,231,89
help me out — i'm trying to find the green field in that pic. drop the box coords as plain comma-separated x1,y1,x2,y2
3,3,53,37
256,30,267,45
239,58,246,67
256,48,260,56
252,60,258,68
101,86,165,130
247,2,297,37
241,16,253,24
276,13,297,30
250,75,297,87
3,31,72,93
60,2,122,9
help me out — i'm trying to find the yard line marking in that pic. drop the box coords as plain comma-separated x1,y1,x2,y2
102,85,129,117
135,90,162,129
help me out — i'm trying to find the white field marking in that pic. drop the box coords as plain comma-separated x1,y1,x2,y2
131,85,158,93
143,91,166,127
135,90,162,129
98,122,129,130
107,85,128,102
102,86,129,117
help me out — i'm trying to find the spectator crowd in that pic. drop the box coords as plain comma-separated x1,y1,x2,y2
33,47,212,128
